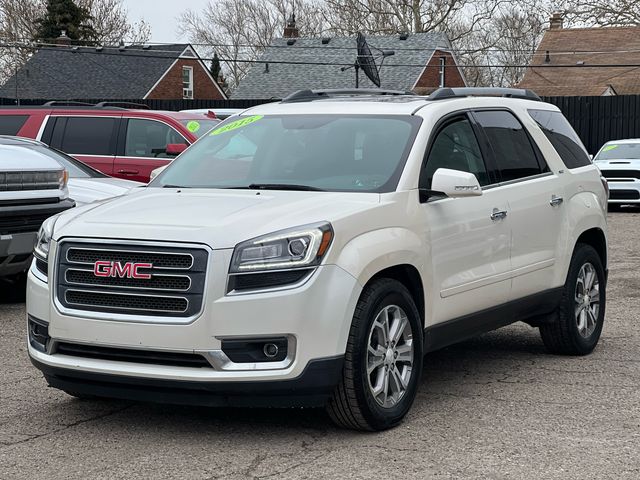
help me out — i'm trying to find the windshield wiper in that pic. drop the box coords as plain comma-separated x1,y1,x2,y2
246,183,326,192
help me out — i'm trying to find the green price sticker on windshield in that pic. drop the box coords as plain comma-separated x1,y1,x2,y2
603,144,618,152
186,121,201,133
210,115,263,136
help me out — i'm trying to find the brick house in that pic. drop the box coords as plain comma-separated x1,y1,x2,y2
231,21,466,99
518,13,640,96
0,43,226,101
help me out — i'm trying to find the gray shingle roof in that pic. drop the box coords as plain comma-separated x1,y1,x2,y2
0,44,189,100
230,32,452,99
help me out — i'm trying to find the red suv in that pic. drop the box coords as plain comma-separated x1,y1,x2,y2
0,104,220,182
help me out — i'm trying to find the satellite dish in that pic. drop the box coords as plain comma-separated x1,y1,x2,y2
356,32,380,87
342,32,395,88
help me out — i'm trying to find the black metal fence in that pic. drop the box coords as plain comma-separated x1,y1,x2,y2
2,95,638,154
542,96,640,154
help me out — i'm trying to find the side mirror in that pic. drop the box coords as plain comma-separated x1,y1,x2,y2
431,168,482,198
166,143,188,156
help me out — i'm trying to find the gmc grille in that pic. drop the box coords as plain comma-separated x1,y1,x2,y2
56,242,208,318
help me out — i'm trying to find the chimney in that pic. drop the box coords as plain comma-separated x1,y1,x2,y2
283,13,299,38
549,11,564,30
55,30,71,46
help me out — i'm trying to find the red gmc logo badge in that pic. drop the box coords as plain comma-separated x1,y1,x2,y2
93,261,153,279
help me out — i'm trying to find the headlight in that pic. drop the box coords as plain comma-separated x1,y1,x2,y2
34,216,57,261
230,223,333,273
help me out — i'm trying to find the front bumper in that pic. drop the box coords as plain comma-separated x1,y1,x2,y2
600,178,640,204
27,252,361,405
31,354,344,407
0,198,75,277
0,232,36,277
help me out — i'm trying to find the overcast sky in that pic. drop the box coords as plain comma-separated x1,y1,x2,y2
122,0,207,43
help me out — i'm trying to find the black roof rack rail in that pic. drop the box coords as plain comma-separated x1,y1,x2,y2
427,87,542,102
94,101,150,110
282,88,416,103
43,100,96,106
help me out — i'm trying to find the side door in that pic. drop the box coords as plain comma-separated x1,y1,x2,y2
421,113,512,324
114,118,189,183
472,110,566,300
44,116,119,176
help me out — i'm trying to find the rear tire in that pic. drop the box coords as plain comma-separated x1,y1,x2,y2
326,278,423,431
540,244,606,355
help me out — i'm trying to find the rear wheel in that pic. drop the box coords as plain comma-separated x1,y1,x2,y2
326,278,423,431
540,244,606,355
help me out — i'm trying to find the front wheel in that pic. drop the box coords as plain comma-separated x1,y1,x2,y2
326,278,423,431
540,244,606,355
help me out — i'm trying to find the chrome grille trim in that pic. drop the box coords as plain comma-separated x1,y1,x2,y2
64,288,189,314
0,170,62,191
64,267,192,292
54,239,209,323
65,247,194,270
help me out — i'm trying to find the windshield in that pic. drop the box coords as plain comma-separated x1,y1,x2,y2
179,119,220,138
30,145,105,178
154,114,421,192
595,143,640,161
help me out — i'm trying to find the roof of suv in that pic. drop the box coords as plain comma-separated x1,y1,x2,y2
243,88,558,116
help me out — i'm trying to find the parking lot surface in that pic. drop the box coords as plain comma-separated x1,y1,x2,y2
1,212,639,479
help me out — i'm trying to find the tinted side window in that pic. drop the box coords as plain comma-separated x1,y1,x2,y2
529,109,591,168
423,117,489,188
474,111,545,182
125,119,186,158
60,117,117,155
0,115,29,135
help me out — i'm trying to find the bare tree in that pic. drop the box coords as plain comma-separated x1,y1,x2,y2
0,0,151,82
179,0,326,88
78,0,151,45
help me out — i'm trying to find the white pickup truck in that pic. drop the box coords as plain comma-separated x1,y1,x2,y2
27,88,608,431
0,136,74,281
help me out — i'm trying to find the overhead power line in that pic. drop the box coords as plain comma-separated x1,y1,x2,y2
3,42,640,70
4,36,640,56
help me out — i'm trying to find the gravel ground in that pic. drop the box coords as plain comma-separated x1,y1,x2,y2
1,211,639,479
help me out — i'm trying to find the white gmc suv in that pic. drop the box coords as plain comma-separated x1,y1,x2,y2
27,88,608,431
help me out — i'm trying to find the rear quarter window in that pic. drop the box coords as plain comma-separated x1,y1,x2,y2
0,115,29,135
528,109,591,169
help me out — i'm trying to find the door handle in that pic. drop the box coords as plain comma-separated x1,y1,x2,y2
550,195,564,207
117,169,139,175
491,208,507,221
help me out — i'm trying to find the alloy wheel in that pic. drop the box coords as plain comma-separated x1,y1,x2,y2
366,305,414,408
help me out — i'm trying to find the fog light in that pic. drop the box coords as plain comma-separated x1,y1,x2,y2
221,337,288,363
263,343,279,358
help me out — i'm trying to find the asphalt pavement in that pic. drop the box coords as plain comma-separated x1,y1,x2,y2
1,211,639,479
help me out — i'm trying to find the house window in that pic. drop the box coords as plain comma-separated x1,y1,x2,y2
182,66,194,99
439,57,446,87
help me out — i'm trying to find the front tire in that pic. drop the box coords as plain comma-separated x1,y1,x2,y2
326,278,423,431
540,244,606,355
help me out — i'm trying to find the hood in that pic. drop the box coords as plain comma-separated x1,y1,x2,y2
54,187,381,248
67,177,142,206
0,145,63,171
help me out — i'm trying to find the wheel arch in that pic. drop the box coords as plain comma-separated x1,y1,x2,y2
575,227,607,271
363,264,425,329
